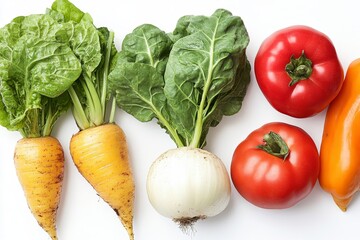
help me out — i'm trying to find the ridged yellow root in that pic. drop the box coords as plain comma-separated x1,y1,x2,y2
70,123,135,240
14,136,64,240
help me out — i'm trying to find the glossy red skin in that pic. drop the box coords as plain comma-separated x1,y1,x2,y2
255,25,344,118
231,122,320,209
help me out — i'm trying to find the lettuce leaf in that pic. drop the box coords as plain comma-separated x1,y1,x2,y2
49,0,118,130
0,13,81,137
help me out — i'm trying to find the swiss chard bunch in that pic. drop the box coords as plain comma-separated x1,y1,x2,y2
108,9,251,148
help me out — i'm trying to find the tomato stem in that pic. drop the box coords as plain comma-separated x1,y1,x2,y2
285,51,313,86
257,131,290,160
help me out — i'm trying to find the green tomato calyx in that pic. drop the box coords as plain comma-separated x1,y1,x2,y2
286,50,313,86
257,131,290,160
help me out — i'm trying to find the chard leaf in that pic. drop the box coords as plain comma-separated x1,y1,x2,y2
109,62,167,122
211,53,251,120
164,9,250,147
109,24,184,146
120,24,173,74
110,24,172,122
109,61,184,146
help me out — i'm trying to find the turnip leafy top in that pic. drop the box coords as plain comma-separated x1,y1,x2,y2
109,9,250,148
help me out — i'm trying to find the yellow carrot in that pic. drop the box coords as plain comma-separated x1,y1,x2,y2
14,136,64,240
70,123,135,240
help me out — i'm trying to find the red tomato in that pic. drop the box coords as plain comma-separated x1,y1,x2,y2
255,25,344,118
231,122,320,209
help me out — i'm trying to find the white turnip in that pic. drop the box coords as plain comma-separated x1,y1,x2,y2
108,9,250,230
147,147,231,227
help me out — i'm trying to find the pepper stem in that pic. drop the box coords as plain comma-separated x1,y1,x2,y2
257,131,290,160
285,50,313,86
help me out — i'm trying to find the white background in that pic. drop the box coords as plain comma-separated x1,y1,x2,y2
1,0,360,239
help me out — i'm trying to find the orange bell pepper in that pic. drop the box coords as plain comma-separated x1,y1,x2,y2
319,58,360,211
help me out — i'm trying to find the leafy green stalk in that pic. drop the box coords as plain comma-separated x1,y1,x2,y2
109,97,116,124
101,31,115,118
49,0,117,130
68,86,90,130
67,30,115,130
189,25,218,148
41,94,71,137
82,74,103,126
22,109,40,138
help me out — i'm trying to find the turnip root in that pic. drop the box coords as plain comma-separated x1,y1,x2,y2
147,147,231,228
